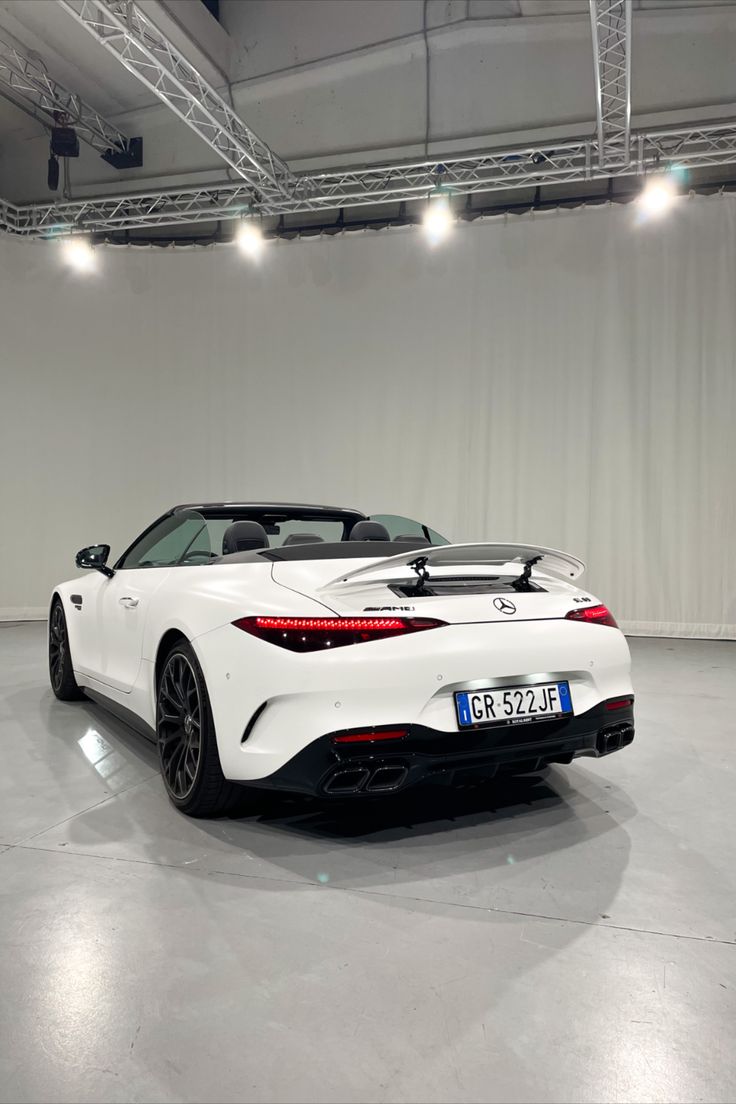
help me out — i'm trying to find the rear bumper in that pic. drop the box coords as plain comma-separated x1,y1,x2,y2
194,619,633,781
246,698,635,797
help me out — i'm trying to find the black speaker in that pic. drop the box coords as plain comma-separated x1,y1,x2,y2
50,126,80,158
47,155,59,191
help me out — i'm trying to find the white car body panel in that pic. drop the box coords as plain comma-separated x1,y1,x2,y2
194,613,631,781
52,515,634,796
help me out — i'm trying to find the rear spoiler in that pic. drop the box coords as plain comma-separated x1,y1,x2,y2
324,542,585,588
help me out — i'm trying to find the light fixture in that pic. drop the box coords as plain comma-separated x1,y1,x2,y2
638,173,678,218
236,219,264,258
422,190,453,245
61,236,96,273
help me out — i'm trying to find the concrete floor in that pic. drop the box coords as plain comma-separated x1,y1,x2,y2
0,624,734,1104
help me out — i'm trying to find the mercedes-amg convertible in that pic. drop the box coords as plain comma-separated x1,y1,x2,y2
49,502,634,816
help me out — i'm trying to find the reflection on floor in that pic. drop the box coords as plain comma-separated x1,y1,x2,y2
1,623,734,1104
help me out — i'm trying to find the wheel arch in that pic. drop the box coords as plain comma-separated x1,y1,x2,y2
49,584,81,621
154,628,190,692
49,590,64,617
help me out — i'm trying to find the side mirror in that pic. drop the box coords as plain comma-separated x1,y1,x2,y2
76,543,114,578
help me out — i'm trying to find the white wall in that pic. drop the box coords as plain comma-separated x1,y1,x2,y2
1,194,735,635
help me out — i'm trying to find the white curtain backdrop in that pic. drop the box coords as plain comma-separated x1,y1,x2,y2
1,194,735,635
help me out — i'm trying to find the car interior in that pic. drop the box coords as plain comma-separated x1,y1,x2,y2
219,516,432,556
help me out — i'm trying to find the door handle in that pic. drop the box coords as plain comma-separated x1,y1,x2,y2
119,596,139,609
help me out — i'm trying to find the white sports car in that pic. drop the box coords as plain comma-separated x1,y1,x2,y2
49,502,635,817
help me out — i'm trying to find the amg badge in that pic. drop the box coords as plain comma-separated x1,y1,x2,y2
364,605,416,612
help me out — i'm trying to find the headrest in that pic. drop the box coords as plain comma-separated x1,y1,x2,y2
395,534,431,545
349,521,391,542
222,521,269,554
282,533,325,546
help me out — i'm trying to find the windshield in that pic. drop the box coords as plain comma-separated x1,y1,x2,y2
120,510,212,568
118,507,454,568
118,508,358,567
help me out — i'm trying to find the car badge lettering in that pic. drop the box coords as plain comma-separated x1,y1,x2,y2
364,605,415,612
494,597,516,615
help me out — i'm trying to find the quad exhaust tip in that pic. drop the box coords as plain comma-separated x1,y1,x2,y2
597,722,635,755
365,765,408,793
324,767,371,794
323,764,408,795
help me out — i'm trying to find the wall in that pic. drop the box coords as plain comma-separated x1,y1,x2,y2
1,194,735,635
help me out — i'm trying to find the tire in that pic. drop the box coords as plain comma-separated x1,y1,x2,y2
49,599,85,701
156,639,247,818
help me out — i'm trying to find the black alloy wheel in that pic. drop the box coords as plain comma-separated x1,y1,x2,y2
158,651,203,801
49,599,84,701
49,603,67,692
156,641,247,817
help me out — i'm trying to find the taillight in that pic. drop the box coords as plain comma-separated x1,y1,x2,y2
232,616,446,652
565,604,618,628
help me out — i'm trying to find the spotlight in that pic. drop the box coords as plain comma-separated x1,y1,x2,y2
423,192,453,245
61,237,96,274
639,174,677,218
236,220,264,258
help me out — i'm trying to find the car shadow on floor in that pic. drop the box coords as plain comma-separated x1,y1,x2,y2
70,685,635,869
26,682,635,905
196,760,637,893
246,771,578,840
34,683,633,852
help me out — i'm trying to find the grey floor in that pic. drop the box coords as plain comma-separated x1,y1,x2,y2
0,625,735,1104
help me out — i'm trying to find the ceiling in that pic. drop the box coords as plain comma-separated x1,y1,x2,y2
1,0,735,235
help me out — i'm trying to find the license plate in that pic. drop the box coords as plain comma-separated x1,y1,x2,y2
455,681,572,729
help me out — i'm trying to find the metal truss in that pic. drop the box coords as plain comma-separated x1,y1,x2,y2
287,141,594,212
5,182,254,234
3,120,736,236
0,32,138,164
0,195,20,233
58,0,296,200
1,138,598,236
590,0,632,169
636,122,736,169
0,0,733,237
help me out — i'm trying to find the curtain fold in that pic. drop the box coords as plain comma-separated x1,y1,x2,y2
1,194,734,635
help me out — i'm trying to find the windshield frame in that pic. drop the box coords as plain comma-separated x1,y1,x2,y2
113,505,368,570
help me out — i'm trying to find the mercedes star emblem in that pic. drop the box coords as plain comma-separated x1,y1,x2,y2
494,597,517,615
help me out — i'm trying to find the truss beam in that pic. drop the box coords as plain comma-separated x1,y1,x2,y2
590,0,632,169
0,195,20,233
0,32,139,165
58,0,296,200
2,120,736,236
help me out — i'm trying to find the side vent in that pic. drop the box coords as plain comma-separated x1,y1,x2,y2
241,701,268,743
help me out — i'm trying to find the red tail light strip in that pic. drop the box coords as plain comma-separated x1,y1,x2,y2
605,698,633,711
565,604,618,628
333,728,408,744
232,615,446,652
244,617,407,633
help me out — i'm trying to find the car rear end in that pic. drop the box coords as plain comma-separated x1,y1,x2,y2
194,546,634,796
